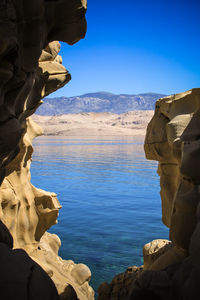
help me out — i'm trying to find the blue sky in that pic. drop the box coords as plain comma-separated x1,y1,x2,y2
52,0,200,97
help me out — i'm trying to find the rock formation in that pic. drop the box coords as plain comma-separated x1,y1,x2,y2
0,0,87,185
0,1,94,299
1,117,94,299
98,89,200,300
144,88,200,299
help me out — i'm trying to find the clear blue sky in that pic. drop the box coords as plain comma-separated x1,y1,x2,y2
52,0,200,97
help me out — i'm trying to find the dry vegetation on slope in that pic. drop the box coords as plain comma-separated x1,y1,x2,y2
33,110,154,136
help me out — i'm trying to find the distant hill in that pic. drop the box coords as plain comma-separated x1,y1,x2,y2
32,111,154,136
36,92,166,115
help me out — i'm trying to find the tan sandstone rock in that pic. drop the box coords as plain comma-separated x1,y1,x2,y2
143,239,172,270
100,89,200,300
1,117,94,299
145,88,200,250
0,0,87,183
143,88,200,299
0,1,95,299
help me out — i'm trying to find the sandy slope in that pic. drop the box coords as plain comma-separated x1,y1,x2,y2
32,111,154,136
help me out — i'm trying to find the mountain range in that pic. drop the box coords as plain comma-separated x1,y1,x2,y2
36,92,166,115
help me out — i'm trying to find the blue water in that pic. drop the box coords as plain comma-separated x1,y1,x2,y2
31,136,168,292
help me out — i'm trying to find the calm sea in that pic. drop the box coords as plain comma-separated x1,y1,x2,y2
31,136,168,292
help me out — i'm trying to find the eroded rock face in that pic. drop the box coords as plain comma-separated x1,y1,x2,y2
98,89,200,300
145,88,200,250
0,0,86,185
0,1,95,299
98,266,143,300
0,117,94,299
143,88,200,299
0,221,60,300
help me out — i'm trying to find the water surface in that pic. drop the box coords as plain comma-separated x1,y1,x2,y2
31,136,168,291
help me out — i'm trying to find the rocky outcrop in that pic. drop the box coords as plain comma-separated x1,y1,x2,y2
0,1,95,299
143,88,200,298
1,117,94,299
0,220,60,300
98,88,200,300
145,88,200,250
98,266,143,300
0,0,86,185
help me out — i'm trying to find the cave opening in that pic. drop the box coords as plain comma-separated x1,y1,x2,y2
0,1,199,299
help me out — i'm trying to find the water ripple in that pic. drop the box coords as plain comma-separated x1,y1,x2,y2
31,136,168,292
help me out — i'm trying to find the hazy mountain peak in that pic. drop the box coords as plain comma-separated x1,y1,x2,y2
36,92,166,116
80,91,115,98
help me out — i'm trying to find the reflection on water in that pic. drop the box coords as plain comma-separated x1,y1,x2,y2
31,136,168,292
